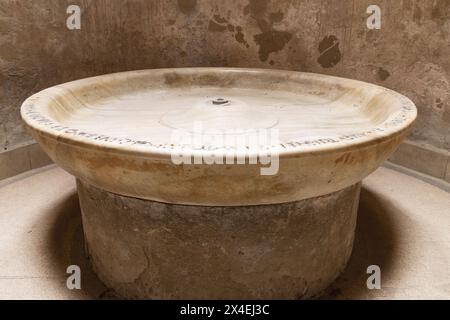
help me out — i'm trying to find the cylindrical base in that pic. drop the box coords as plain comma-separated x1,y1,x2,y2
77,180,360,299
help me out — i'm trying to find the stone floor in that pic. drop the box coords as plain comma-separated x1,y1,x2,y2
0,165,449,299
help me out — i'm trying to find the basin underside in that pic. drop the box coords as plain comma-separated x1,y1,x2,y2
77,180,361,299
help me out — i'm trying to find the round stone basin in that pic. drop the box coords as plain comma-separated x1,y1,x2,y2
21,68,417,299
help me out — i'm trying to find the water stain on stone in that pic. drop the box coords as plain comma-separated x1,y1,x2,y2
244,0,269,17
254,30,293,62
432,7,441,20
213,14,227,24
177,0,197,14
431,0,448,21
435,98,443,109
270,11,284,23
377,67,390,81
317,35,341,68
208,20,227,32
256,18,271,32
244,0,291,62
235,26,250,48
207,15,250,48
413,6,422,22
208,15,228,32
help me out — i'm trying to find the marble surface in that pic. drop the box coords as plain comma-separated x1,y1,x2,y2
21,68,417,205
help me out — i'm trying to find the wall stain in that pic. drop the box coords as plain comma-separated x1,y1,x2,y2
413,6,422,23
213,14,227,24
431,0,449,21
244,0,269,17
377,67,390,81
269,11,284,23
235,26,250,48
254,30,292,62
177,0,197,14
207,15,250,48
245,0,292,62
317,35,341,68
208,20,227,32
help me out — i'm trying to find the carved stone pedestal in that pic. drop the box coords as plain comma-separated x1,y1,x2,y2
77,180,360,299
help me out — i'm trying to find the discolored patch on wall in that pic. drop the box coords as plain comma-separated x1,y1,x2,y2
254,30,292,62
269,11,284,23
317,35,341,68
212,14,227,24
177,0,197,14
244,0,292,62
235,26,250,48
207,15,250,48
435,98,443,110
377,67,390,81
413,6,422,23
208,18,227,32
244,0,270,17
431,0,450,22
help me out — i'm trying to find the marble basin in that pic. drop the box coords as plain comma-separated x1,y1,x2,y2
21,68,416,299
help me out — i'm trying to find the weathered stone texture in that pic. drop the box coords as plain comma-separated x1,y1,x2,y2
1,0,449,155
77,179,360,299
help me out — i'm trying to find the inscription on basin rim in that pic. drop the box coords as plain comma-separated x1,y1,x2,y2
23,90,412,152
